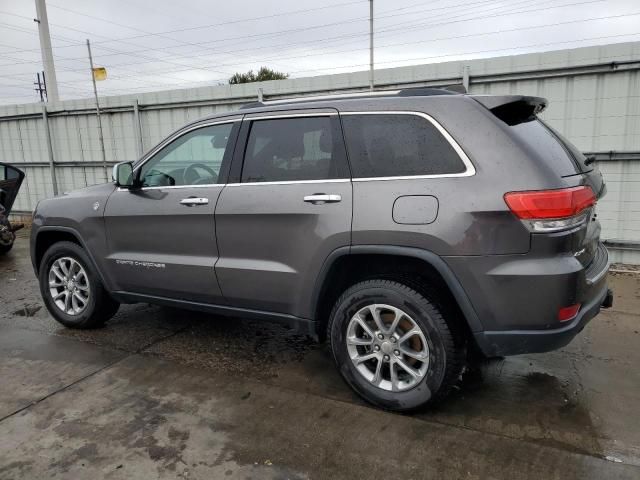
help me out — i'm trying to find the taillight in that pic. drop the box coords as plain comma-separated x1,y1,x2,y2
504,186,595,232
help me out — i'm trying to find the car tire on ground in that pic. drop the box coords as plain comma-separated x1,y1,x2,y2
39,241,119,329
328,279,465,412
0,242,13,255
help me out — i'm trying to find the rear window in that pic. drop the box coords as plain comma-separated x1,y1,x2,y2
341,114,466,178
507,119,590,176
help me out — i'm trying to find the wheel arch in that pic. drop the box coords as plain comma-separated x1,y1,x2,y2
311,245,484,340
33,226,112,290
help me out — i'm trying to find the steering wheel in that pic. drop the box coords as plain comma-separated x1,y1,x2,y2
184,163,217,185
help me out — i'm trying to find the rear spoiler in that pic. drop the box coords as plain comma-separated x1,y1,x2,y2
471,95,548,126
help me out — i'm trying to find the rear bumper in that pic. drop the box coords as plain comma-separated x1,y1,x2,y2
444,240,612,357
473,284,611,356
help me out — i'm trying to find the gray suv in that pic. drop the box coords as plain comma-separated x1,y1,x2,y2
30,88,613,411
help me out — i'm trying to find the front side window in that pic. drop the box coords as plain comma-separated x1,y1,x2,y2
139,123,233,187
241,116,344,183
341,114,466,178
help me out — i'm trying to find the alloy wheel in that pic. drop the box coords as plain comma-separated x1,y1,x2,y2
346,303,430,392
48,256,90,316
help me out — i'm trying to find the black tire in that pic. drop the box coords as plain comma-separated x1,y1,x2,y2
39,241,119,329
0,241,13,255
328,279,465,412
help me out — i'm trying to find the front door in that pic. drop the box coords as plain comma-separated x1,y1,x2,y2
103,119,240,303
215,111,352,318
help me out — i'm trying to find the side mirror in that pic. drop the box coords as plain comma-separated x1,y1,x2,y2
112,162,136,188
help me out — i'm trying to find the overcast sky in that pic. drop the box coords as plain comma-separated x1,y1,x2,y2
0,0,638,105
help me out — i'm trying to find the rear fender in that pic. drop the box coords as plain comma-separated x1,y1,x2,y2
311,245,484,333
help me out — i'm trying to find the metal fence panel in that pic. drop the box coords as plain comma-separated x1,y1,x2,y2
1,41,640,263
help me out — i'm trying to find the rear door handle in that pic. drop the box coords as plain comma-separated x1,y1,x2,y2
303,194,342,204
180,197,209,206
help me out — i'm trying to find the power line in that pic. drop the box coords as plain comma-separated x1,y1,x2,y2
0,0,367,55
40,0,504,64
0,0,559,86
142,9,640,78
0,0,630,103
3,0,567,74
28,30,640,100
286,32,640,76
46,0,607,82
0,0,494,65
0,0,513,86
0,0,611,96
101,0,596,69
0,11,236,79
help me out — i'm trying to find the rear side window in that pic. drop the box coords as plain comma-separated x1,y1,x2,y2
506,119,589,176
241,116,347,182
341,113,466,178
543,122,592,173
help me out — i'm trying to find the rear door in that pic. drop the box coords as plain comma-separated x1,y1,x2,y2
103,118,240,303
214,110,352,317
0,163,25,216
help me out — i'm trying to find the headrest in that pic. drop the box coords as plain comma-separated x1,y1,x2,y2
319,128,332,153
274,130,304,158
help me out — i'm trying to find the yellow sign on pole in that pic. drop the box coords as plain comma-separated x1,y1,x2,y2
92,67,107,81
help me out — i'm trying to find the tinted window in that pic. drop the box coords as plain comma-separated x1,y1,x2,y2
341,114,466,178
0,164,20,181
508,120,585,177
542,121,592,173
140,123,233,187
242,117,344,182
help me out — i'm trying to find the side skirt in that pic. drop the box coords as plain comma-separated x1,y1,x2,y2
111,291,318,338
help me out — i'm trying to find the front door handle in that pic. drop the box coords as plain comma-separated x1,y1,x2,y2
303,194,342,204
180,197,209,206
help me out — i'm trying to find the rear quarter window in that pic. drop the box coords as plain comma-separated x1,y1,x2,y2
506,119,590,177
340,113,467,178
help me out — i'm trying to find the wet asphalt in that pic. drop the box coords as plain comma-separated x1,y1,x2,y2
1,230,639,479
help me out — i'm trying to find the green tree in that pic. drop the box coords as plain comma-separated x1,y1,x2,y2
229,66,289,84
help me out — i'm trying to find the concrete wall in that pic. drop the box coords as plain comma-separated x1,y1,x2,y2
1,41,639,263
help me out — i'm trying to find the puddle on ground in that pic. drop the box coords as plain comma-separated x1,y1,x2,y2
12,305,41,317
420,357,604,459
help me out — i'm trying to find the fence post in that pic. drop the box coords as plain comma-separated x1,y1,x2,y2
132,99,144,156
462,65,470,92
41,104,58,196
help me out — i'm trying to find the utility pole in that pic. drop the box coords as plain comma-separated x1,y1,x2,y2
86,39,108,182
34,0,59,102
369,0,374,91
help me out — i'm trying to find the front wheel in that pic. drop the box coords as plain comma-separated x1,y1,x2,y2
328,279,465,411
39,241,119,329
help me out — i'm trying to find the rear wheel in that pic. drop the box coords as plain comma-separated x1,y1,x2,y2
328,279,465,411
39,241,119,329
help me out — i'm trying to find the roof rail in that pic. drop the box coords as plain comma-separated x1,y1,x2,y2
240,86,464,109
